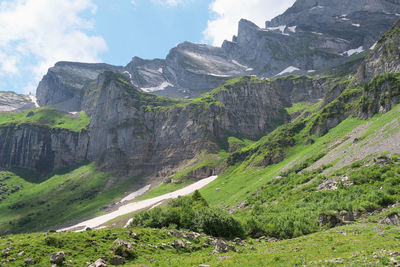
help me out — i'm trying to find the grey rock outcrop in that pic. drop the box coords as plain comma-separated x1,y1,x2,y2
0,124,88,173
82,73,289,176
49,251,65,264
356,19,400,83
36,62,122,111
0,92,36,112
0,71,335,175
381,212,400,225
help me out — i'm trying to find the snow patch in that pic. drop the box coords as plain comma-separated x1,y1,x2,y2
341,46,364,57
341,17,350,21
123,71,132,79
310,5,324,11
231,60,249,69
58,175,219,232
69,111,79,115
124,218,133,228
308,70,316,73
158,68,163,73
142,81,173,92
265,25,289,35
276,66,300,76
208,73,231,78
312,32,323,36
370,42,377,50
119,184,151,203
28,95,39,108
288,26,297,33
352,23,360,27
230,60,254,72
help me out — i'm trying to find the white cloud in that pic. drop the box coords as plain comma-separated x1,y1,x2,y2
0,0,107,91
203,0,296,46
151,0,191,7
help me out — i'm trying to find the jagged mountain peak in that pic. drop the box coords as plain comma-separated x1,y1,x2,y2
34,0,400,108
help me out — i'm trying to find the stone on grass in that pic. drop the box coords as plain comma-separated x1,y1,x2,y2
50,251,65,264
111,238,136,259
89,258,108,267
171,239,185,249
110,256,124,266
24,258,35,265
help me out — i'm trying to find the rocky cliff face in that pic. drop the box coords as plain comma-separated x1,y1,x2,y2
36,62,122,111
356,19,400,83
35,0,400,105
80,73,290,176
1,71,333,175
0,124,89,173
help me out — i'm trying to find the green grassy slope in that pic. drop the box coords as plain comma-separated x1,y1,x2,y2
0,164,144,234
0,107,89,132
0,222,399,266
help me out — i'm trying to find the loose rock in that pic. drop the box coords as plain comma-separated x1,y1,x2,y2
110,256,124,266
50,251,65,264
24,258,35,265
171,240,186,249
89,258,108,267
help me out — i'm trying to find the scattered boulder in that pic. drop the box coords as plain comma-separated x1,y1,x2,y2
110,256,124,266
2,247,11,255
111,239,136,259
268,237,278,242
380,212,400,225
213,239,229,253
318,213,343,228
24,258,35,265
171,240,185,249
50,251,65,264
89,258,108,267
339,210,355,222
198,265,210,267
186,232,201,240
129,231,139,239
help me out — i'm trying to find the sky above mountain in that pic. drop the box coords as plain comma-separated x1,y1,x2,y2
0,0,295,94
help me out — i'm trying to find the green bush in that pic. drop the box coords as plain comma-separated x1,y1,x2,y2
131,191,244,239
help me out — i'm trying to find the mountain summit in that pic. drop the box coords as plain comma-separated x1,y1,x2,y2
35,0,400,107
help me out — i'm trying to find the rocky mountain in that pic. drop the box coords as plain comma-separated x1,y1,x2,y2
3,72,332,175
34,0,400,107
36,62,122,111
1,3,400,261
356,19,400,83
0,92,37,112
0,64,338,175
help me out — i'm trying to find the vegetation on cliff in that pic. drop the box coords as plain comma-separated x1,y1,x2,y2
0,107,89,132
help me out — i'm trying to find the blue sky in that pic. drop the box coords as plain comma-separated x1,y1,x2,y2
94,0,212,65
0,0,295,94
